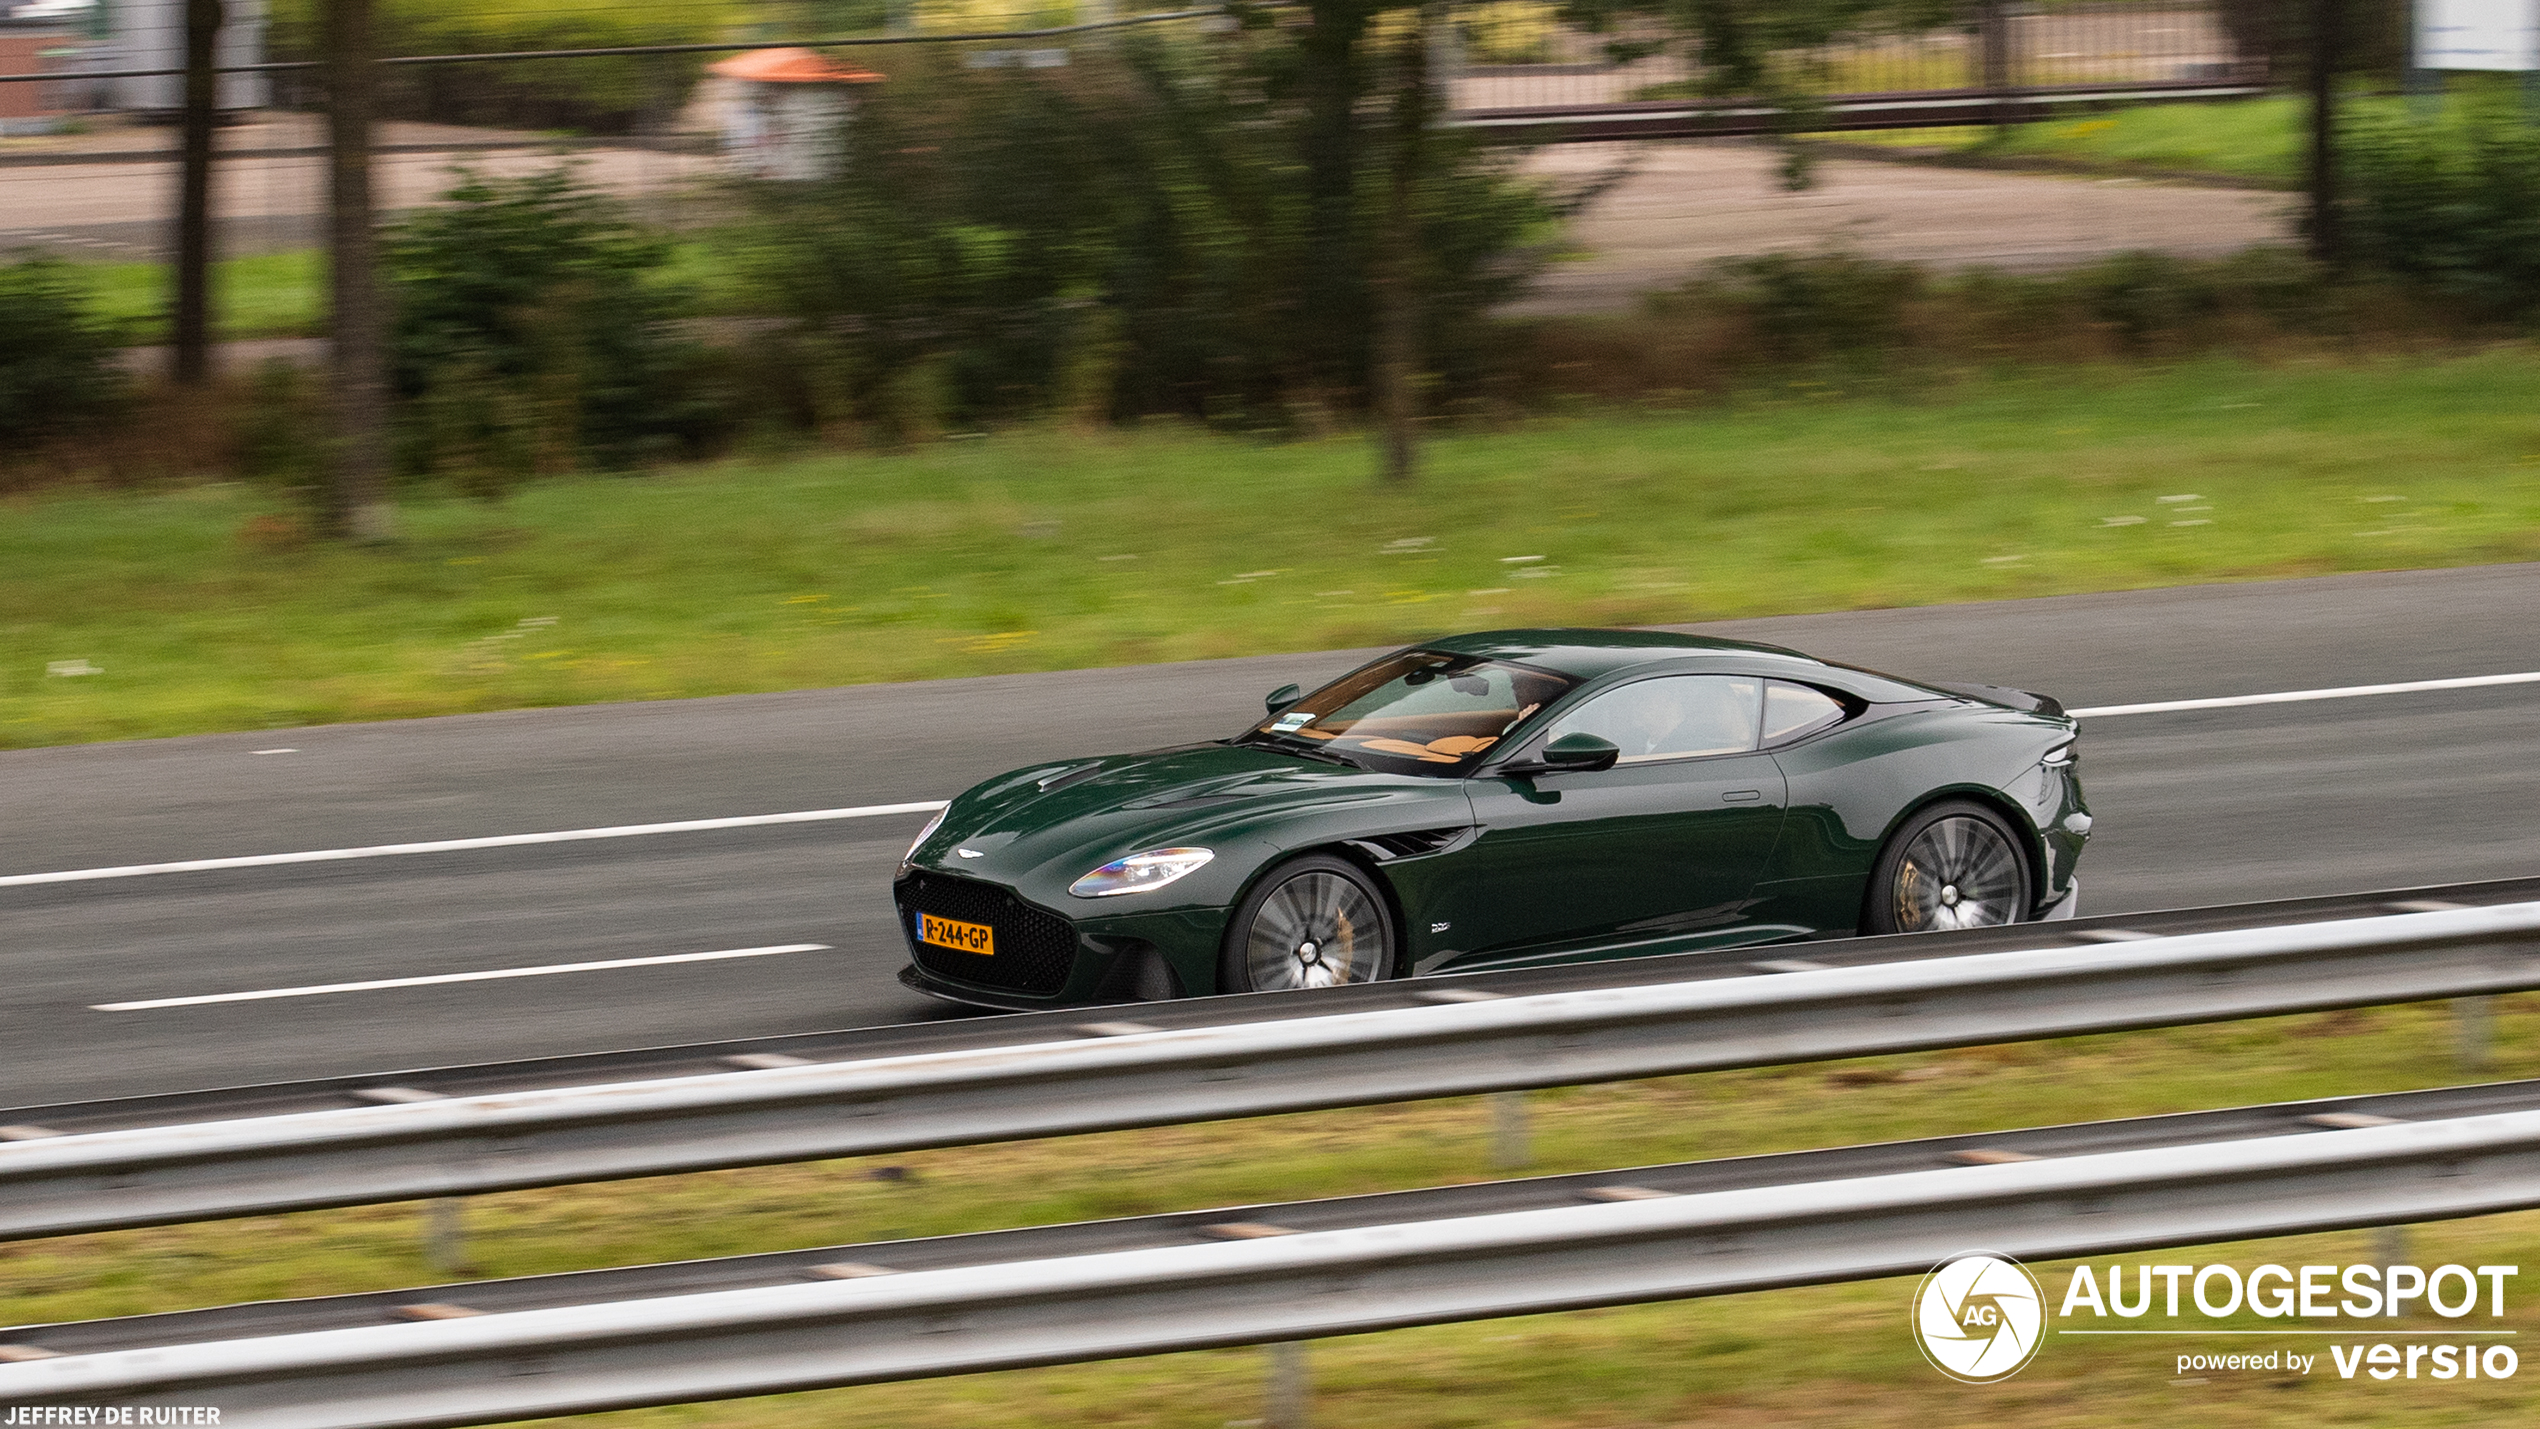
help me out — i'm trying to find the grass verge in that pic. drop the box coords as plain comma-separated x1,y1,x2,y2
77,249,327,343
68,241,765,345
7,351,2539,750
1833,94,2486,188
7,997,2537,1425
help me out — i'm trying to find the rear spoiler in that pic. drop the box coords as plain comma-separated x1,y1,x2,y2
1921,680,2068,720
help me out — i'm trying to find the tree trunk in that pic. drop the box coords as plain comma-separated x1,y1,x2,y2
1298,0,1371,418
326,0,395,541
1374,2,1435,486
171,0,222,386
2307,0,2342,269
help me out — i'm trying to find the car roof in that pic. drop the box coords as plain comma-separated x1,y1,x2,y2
1420,628,1824,680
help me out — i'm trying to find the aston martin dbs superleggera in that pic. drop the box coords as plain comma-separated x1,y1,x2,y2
895,629,2089,1008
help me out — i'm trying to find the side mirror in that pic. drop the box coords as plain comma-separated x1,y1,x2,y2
1540,732,1620,772
1265,684,1303,716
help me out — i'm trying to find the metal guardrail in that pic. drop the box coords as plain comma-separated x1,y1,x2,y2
1452,80,2269,142
16,1076,2536,1357
5,896,2539,1241
9,1089,2540,1423
35,878,2534,1141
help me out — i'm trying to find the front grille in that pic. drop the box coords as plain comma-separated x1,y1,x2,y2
897,872,1082,995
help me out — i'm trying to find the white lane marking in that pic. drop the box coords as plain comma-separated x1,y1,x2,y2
2069,671,2540,720
12,670,2539,889
252,748,298,755
91,944,828,1011
0,802,950,888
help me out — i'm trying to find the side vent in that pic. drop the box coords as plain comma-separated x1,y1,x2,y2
1348,827,1477,862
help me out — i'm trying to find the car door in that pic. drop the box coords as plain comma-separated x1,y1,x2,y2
1428,673,1790,966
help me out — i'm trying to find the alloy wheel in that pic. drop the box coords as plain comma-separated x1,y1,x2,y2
1891,814,2024,931
1243,870,1388,990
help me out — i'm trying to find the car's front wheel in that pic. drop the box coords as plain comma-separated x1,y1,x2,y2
1220,854,1397,992
1865,800,2032,934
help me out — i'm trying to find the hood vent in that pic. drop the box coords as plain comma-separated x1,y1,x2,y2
1035,763,1106,793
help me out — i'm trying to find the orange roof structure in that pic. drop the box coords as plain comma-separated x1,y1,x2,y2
708,48,885,84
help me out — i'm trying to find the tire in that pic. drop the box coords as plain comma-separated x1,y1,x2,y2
1863,800,2033,935
1220,854,1398,993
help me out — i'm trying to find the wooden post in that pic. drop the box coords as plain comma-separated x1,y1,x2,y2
1976,0,2012,134
171,0,222,385
325,0,394,541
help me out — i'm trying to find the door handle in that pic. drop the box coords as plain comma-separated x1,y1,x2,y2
1721,789,1763,803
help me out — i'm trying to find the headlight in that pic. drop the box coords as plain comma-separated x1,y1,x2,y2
1069,847,1214,898
899,808,948,874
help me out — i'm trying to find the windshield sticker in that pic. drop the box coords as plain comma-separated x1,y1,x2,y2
1271,711,1316,732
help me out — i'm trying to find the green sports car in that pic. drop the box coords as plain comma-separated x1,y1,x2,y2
895,629,2089,1008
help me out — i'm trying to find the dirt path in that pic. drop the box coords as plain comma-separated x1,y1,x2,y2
1509,139,2292,315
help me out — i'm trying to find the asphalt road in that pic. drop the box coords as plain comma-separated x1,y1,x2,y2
7,564,2540,1107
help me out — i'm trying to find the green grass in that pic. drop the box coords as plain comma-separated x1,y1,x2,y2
1841,93,2504,188
76,249,328,342
64,240,755,344
8,352,2540,750
7,998,2539,1426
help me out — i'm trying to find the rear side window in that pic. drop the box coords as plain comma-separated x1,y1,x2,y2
1763,681,1847,745
1546,675,1762,763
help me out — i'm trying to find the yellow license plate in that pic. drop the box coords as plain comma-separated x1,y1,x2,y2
918,912,994,956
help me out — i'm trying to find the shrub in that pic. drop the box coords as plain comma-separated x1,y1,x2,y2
388,168,724,489
266,0,747,133
741,31,1572,433
2344,93,2540,314
1462,2,1564,64
0,258,127,445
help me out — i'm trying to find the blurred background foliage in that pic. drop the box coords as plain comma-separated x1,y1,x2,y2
386,169,731,494
729,28,1577,437
2344,92,2540,315
13,5,2540,493
265,0,751,133
0,258,129,446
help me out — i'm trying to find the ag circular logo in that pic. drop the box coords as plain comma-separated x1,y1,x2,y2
1912,1252,2046,1383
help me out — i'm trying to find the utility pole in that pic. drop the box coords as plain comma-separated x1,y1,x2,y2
2306,0,2343,269
325,0,394,540
171,0,223,385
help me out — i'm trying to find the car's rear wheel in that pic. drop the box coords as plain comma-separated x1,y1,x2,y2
1865,800,2031,934
1221,854,1396,992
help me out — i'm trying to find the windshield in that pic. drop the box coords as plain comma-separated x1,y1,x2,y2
1245,651,1575,770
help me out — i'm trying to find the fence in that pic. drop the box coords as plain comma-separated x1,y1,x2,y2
0,2,2254,268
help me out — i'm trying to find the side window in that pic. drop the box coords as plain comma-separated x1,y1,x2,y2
1545,676,1762,763
1762,680,1847,745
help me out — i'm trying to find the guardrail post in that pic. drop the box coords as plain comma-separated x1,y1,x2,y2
2376,1223,2407,1310
2455,996,2493,1072
1266,1341,1310,1429
425,1198,468,1276
1492,1090,1530,1169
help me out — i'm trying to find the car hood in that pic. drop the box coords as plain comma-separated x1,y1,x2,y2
910,742,1470,889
